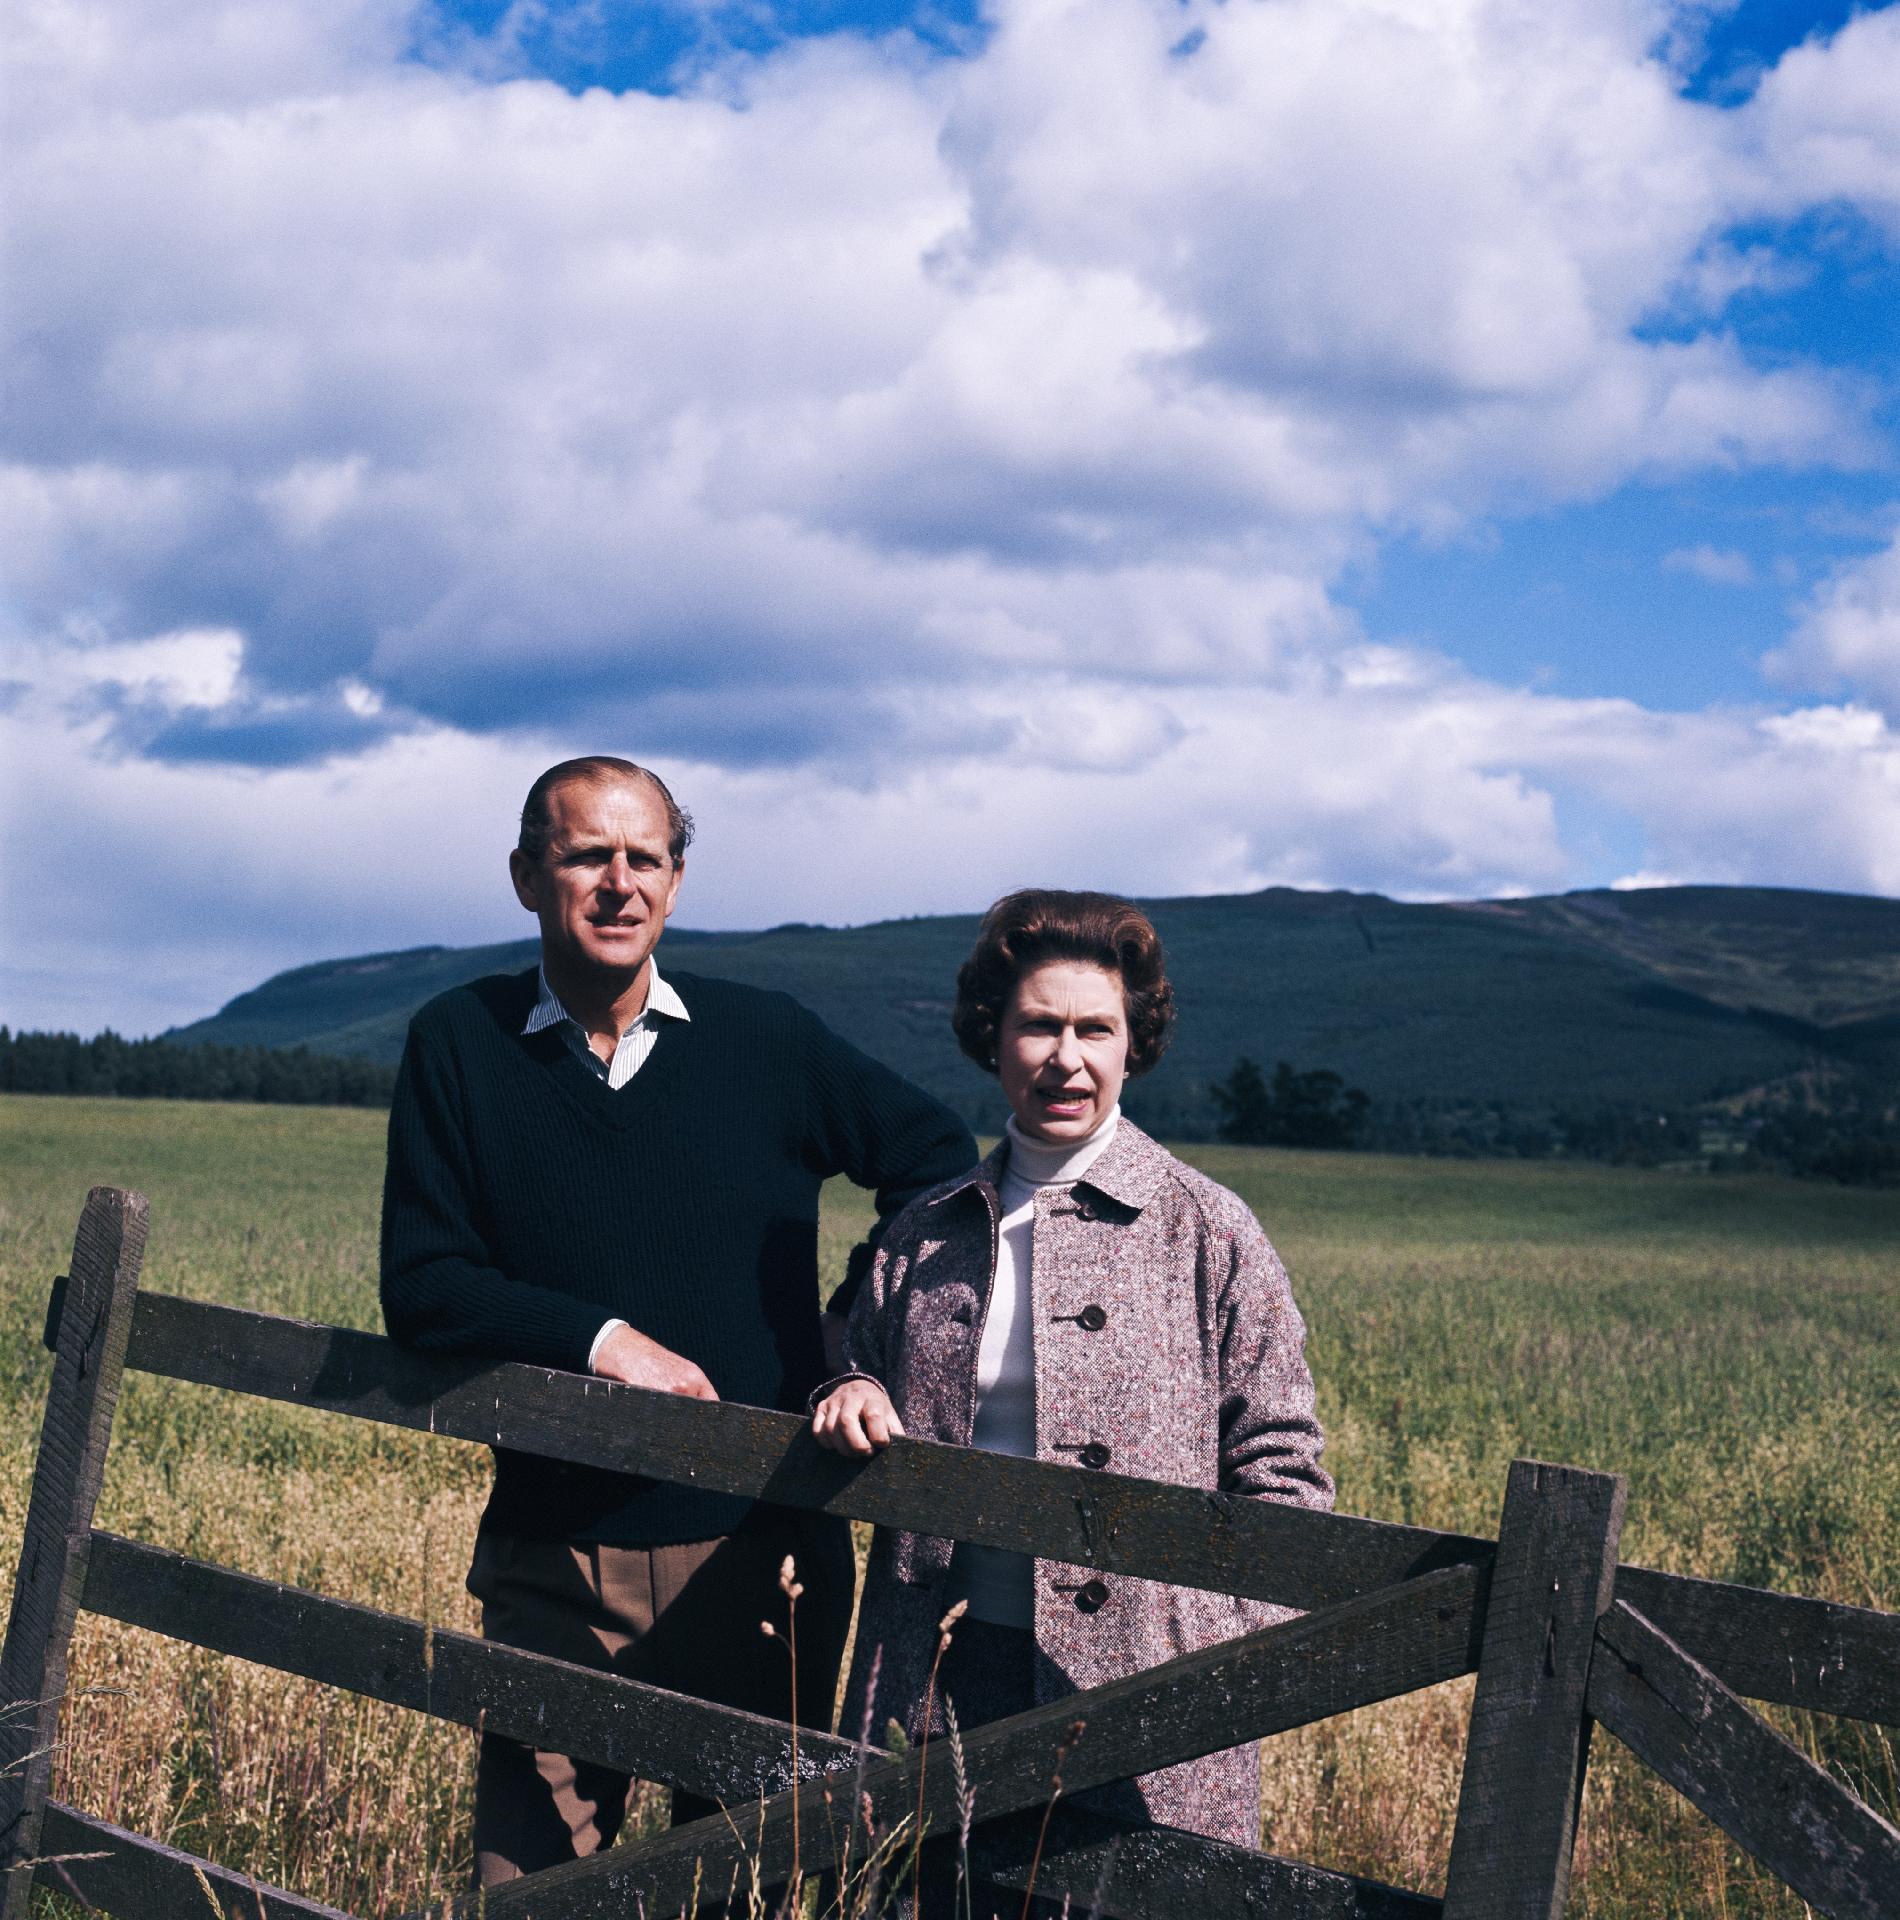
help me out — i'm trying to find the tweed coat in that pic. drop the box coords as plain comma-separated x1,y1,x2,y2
832,1117,1333,1846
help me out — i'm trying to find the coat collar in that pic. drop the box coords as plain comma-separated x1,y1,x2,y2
928,1113,1172,1214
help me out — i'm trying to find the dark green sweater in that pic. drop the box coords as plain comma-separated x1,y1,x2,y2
380,967,975,1543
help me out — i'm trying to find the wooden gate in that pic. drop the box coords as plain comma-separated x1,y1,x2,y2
3,1187,1898,1918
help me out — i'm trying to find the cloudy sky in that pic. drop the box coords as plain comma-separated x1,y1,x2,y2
6,0,1900,1036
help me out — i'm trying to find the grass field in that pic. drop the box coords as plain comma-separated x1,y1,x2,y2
2,1091,1896,1915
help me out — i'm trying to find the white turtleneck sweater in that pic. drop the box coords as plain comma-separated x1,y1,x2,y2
945,1106,1121,1628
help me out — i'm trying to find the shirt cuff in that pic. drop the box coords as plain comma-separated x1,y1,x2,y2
587,1318,629,1372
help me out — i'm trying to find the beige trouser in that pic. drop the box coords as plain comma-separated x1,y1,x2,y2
467,1503,855,1887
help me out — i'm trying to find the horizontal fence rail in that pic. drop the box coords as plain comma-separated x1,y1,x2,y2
65,1279,1900,1727
78,1531,856,1806
9,1195,1900,1920
94,1285,1496,1610
420,1568,1488,1920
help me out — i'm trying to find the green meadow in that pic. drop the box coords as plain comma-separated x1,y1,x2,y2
2,1092,1895,1915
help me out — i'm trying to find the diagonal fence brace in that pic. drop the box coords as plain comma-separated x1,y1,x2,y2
427,1560,1485,1920
1588,1599,1900,1920
37,1802,358,1920
967,1806,1443,1919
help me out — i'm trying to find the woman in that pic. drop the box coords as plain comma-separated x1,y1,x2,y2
811,889,1332,1847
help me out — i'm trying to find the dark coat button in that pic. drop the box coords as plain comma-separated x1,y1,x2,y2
1076,1304,1108,1331
1076,1579,1109,1613
1079,1441,1111,1470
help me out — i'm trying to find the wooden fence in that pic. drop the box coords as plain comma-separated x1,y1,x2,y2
2,1187,1898,1919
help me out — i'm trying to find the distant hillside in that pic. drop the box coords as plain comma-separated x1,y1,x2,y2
166,886,1900,1137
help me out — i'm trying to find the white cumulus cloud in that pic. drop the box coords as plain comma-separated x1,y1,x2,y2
1768,533,1900,711
1752,4,1900,239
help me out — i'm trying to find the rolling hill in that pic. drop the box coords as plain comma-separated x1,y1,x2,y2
166,886,1900,1136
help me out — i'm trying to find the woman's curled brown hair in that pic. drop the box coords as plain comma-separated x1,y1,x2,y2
953,888,1175,1076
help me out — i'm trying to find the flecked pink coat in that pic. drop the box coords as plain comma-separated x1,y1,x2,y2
832,1118,1333,1846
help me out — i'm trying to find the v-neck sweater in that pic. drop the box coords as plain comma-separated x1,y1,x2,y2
381,966,975,1544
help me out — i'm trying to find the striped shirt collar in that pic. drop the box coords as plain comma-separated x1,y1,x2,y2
523,960,689,1035
523,961,690,1090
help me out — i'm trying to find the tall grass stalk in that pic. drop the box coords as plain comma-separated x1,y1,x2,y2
908,1601,967,1911
945,1699,974,1920
761,1553,806,1906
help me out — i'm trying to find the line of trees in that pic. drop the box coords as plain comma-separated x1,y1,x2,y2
1745,1082,1900,1186
1209,1057,1372,1149
6,1022,1893,1187
0,1028,397,1107
1204,1057,1899,1186
1356,1097,1704,1166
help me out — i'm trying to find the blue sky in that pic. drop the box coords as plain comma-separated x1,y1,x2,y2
6,0,1900,1035
409,0,1865,105
412,0,989,94
1356,194,1900,707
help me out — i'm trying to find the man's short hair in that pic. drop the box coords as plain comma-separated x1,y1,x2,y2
517,758,696,866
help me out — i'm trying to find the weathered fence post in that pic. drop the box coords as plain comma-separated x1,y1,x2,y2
1441,1457,1626,1920
0,1187,148,1920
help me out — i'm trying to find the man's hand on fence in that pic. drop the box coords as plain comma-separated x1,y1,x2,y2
812,1378,905,1456
592,1324,719,1400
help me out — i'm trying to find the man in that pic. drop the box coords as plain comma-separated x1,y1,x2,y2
380,756,975,1885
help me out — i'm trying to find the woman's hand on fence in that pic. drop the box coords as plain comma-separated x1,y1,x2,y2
812,1379,905,1456
591,1323,719,1400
